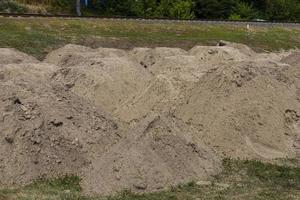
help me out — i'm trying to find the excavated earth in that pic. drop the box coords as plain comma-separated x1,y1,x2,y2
0,42,300,195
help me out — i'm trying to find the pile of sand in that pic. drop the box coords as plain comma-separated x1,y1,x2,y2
45,44,152,115
0,42,299,195
0,48,38,65
82,114,220,194
0,62,119,187
176,60,300,159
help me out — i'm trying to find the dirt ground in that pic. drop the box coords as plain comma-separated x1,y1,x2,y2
0,41,299,195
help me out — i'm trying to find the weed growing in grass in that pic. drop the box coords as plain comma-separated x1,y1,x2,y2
26,175,82,192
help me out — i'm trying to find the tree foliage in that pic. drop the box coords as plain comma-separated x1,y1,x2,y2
194,0,236,19
231,1,258,20
13,0,300,21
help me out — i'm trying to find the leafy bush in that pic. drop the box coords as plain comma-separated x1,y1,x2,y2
194,0,236,19
231,1,259,20
0,0,28,13
229,13,242,20
169,0,195,19
266,0,300,21
154,0,171,18
47,0,75,13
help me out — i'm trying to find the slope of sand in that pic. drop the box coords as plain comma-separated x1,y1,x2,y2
0,42,299,195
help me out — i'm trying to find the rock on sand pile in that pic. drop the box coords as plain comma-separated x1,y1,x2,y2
0,42,299,195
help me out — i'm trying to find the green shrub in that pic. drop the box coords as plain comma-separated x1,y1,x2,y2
47,0,75,13
229,13,242,20
169,0,195,19
0,0,28,13
266,0,300,21
231,1,259,20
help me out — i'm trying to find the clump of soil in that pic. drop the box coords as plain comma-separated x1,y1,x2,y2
0,42,299,195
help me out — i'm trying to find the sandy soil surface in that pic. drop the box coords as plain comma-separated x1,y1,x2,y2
0,41,299,195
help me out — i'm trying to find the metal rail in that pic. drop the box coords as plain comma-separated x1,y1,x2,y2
0,13,299,27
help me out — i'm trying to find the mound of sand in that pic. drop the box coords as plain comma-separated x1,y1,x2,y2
0,62,119,187
175,60,300,159
83,114,221,195
0,48,38,64
46,44,152,114
0,43,300,194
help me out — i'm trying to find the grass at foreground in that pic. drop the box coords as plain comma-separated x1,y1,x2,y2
0,17,299,59
0,159,299,200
